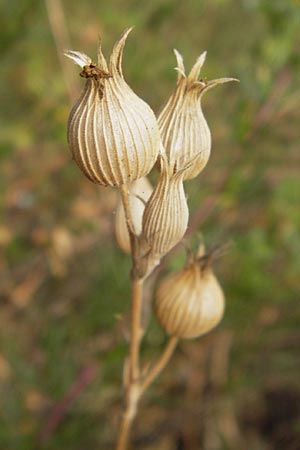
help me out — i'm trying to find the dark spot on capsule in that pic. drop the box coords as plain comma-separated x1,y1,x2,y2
80,63,112,81
80,64,111,99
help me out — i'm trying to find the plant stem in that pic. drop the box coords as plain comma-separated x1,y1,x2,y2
115,277,143,450
116,184,144,450
119,184,134,233
119,184,137,258
116,184,178,450
119,183,143,380
116,417,131,450
130,277,143,381
116,383,140,450
141,336,178,394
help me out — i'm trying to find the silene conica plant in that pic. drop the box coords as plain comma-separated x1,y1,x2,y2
65,27,238,450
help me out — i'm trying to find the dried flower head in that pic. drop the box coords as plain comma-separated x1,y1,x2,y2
66,28,160,186
158,50,238,180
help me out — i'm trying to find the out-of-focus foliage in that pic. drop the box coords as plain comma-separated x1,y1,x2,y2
0,0,299,449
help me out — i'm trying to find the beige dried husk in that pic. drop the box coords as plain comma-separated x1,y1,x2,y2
158,50,238,180
139,153,189,277
66,28,160,186
154,252,225,339
115,176,153,253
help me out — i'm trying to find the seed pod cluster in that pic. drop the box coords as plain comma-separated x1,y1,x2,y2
158,49,237,180
154,253,225,339
66,28,160,186
115,176,153,254
65,28,236,336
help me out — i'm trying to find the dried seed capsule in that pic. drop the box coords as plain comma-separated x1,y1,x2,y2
115,176,153,253
154,255,225,339
140,154,189,275
66,28,160,186
158,50,238,180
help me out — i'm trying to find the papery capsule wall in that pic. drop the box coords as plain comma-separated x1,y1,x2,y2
158,50,237,181
141,158,189,264
154,262,225,339
66,28,160,187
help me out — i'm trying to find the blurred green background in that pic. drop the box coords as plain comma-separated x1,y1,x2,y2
1,0,300,449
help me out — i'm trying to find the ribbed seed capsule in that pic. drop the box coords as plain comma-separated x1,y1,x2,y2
115,176,153,254
154,257,225,339
140,154,189,272
66,28,160,186
158,50,238,180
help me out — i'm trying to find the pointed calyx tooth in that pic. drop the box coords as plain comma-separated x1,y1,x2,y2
158,50,239,181
174,49,185,80
138,153,189,277
66,28,160,187
64,51,92,68
154,249,225,339
115,177,153,254
187,51,207,83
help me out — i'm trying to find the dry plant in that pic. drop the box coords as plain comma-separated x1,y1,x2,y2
65,27,238,450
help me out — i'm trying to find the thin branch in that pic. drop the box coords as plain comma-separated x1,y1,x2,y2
116,413,132,450
119,184,136,235
119,183,143,381
39,363,98,443
115,278,143,450
114,275,143,450
141,336,178,394
44,0,80,102
246,67,291,140
119,184,139,262
116,184,145,450
116,384,140,450
130,277,143,381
